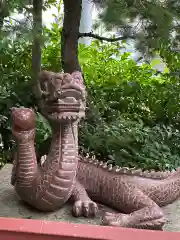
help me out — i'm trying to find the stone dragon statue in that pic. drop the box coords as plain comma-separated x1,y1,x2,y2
11,70,180,230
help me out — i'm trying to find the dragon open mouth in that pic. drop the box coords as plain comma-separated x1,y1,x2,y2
50,97,82,112
44,88,85,121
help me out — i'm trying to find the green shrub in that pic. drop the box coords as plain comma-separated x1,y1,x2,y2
78,41,180,170
0,24,61,164
1,25,180,171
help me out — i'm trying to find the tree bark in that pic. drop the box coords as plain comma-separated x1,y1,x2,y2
0,0,8,34
62,0,82,73
32,0,42,84
0,17,4,32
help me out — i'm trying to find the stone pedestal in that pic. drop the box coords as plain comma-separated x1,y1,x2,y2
0,164,179,232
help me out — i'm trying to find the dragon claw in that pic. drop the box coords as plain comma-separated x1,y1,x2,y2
72,200,98,218
102,212,129,227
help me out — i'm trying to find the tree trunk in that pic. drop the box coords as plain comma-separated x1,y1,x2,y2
61,0,82,73
0,17,4,32
0,1,8,34
32,0,42,85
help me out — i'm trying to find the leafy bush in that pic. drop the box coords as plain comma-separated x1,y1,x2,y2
1,24,180,170
80,115,180,171
78,41,180,170
0,24,61,164
79,41,180,126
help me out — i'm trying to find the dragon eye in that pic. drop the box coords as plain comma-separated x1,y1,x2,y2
52,77,62,86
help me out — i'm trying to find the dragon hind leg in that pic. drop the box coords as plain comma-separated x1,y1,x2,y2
102,187,167,230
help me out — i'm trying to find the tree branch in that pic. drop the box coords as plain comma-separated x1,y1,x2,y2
23,6,33,13
78,32,136,42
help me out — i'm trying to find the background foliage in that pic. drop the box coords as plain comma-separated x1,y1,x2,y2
1,21,180,171
93,0,180,56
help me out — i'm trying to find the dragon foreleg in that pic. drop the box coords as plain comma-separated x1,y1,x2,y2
70,180,98,217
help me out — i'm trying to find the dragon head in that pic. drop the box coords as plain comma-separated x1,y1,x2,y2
35,71,87,122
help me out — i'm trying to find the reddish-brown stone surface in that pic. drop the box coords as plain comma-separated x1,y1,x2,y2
0,217,180,240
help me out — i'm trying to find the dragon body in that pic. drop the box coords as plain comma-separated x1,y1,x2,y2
11,70,180,230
